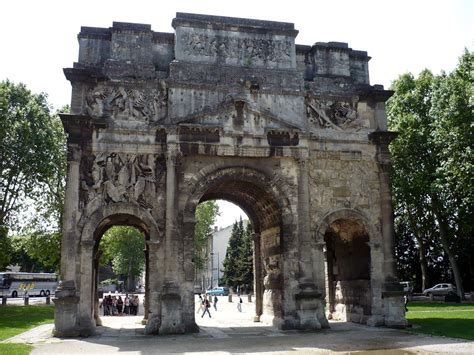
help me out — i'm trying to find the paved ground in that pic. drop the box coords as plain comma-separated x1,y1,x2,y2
4,295,474,354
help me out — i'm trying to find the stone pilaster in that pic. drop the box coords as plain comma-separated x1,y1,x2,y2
165,135,179,282
145,240,162,335
77,239,96,336
60,144,81,284
252,233,263,322
292,156,328,330
54,144,81,337
369,132,398,281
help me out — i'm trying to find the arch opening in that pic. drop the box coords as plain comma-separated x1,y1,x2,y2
324,217,372,324
83,212,156,333
188,170,288,327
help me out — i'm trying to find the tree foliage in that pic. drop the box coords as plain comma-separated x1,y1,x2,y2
194,201,219,270
221,218,253,291
100,226,145,290
388,50,474,295
0,80,66,270
9,231,61,272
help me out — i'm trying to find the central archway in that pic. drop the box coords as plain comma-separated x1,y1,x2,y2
182,165,296,327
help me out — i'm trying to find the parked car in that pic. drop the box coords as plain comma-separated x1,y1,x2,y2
423,283,456,299
206,287,229,296
400,281,413,294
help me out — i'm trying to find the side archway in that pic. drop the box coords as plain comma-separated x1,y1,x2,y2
316,209,375,324
76,202,163,335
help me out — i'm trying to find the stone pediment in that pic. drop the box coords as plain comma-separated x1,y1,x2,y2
175,98,301,132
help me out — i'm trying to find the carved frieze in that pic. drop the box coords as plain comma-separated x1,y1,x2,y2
181,32,292,63
305,96,362,131
80,153,160,211
85,80,168,121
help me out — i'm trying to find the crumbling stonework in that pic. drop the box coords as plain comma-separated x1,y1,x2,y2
55,13,407,337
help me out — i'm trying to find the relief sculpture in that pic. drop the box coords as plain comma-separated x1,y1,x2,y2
306,96,362,131
85,80,167,121
80,153,157,211
181,33,292,62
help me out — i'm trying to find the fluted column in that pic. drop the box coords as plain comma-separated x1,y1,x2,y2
60,144,81,283
165,147,179,281
369,132,398,280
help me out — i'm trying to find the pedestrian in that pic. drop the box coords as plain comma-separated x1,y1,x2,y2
117,295,123,315
111,296,118,316
196,294,204,314
124,295,130,315
133,295,140,315
237,296,242,312
201,297,211,318
213,295,218,311
105,295,112,316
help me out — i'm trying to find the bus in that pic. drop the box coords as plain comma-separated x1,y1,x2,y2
0,272,58,298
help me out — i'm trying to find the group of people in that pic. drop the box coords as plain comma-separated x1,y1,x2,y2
197,293,244,318
196,294,218,318
101,294,140,316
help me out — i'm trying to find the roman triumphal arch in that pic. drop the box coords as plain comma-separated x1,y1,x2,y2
54,13,407,336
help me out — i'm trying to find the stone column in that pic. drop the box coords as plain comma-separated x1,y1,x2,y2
145,240,161,335
60,144,81,284
297,156,314,281
293,155,328,330
93,250,102,326
164,146,179,281
369,132,398,281
77,239,95,336
369,131,407,328
54,144,81,337
252,233,263,322
159,135,184,334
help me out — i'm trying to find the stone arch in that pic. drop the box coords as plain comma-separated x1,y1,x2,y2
316,208,375,324
76,202,163,335
79,202,162,244
315,208,377,242
182,164,297,327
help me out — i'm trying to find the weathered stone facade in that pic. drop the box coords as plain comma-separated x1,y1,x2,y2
55,13,407,337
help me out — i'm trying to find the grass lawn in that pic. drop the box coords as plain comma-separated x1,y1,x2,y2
406,301,474,340
0,305,54,355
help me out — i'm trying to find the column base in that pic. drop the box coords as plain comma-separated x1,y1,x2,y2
144,314,161,335
52,280,81,337
294,283,329,330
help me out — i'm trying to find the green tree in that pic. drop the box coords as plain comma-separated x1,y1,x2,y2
221,218,245,288
0,80,66,269
238,222,254,291
221,217,253,291
100,226,145,291
194,201,219,270
9,231,61,272
388,50,474,296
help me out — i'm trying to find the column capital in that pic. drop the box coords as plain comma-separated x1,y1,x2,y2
67,144,82,162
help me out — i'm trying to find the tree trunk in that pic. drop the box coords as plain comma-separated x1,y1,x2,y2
417,239,430,291
407,210,430,291
127,258,134,292
431,195,464,298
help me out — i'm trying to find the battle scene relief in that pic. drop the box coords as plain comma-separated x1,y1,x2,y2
80,153,158,211
85,81,168,121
